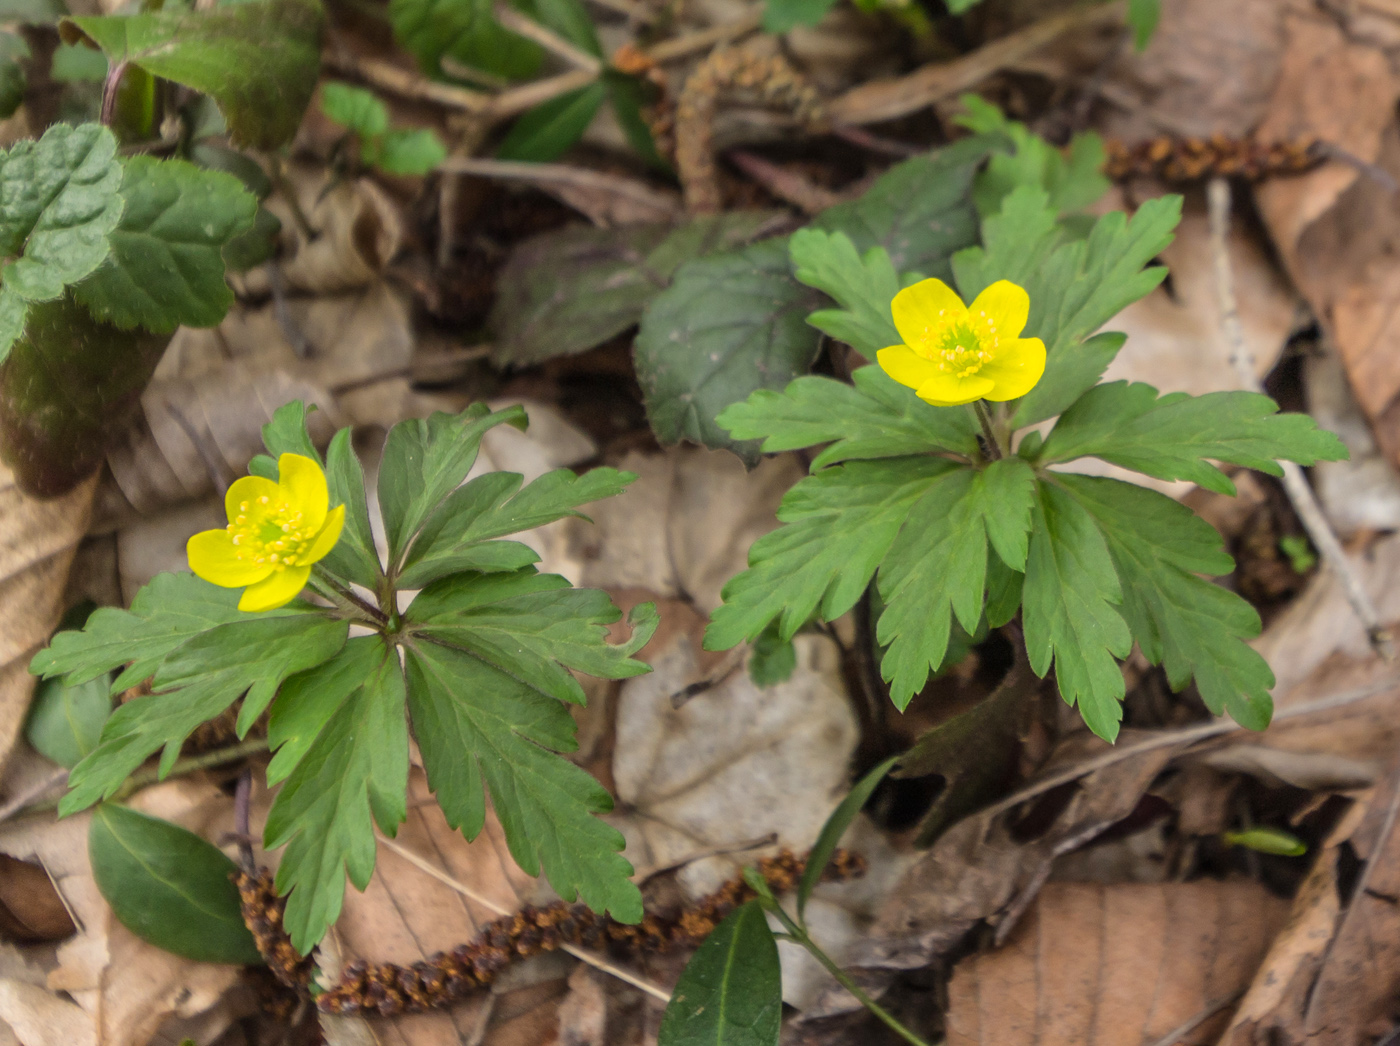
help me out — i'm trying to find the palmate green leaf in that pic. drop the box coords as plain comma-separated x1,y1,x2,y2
61,0,324,150
635,237,824,465
378,404,528,569
1021,479,1132,741
789,228,901,359
952,186,1181,426
366,127,447,176
399,466,633,588
321,83,389,137
72,156,256,333
266,638,409,954
705,457,956,650
61,612,347,815
90,804,262,965
490,212,778,366
1058,474,1275,729
0,122,123,360
657,900,781,1046
266,636,386,786
31,572,246,691
404,636,643,923
1038,381,1349,495
390,0,541,81
717,365,978,470
875,458,1035,708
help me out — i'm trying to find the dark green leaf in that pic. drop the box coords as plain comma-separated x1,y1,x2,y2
763,0,835,32
530,0,601,53
657,900,780,1046
221,206,280,272
187,143,273,200
366,127,447,176
390,0,541,81
705,457,955,650
322,427,383,589
496,83,606,163
25,673,110,769
0,122,123,360
748,622,796,687
635,236,824,463
321,82,388,137
1021,479,1132,741
48,41,105,81
490,212,779,366
797,754,896,920
0,33,28,120
62,0,325,150
1039,381,1349,496
404,637,643,923
399,466,633,589
89,803,262,964
266,640,407,954
1058,474,1275,730
72,155,257,333
377,404,528,569
62,612,347,814
604,70,668,171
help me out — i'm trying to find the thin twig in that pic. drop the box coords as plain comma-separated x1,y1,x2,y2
1206,177,1394,661
436,157,680,221
494,5,602,72
375,833,674,1003
1144,990,1245,1046
322,50,493,112
645,11,763,62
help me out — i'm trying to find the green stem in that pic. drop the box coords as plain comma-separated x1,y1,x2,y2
765,902,933,1046
312,568,387,625
970,400,1003,461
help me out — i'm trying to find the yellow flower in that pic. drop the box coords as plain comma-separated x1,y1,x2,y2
876,278,1046,407
187,453,346,612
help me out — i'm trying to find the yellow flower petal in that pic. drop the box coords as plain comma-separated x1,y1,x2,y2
978,338,1047,402
302,504,346,566
916,373,995,407
876,345,942,391
238,564,311,612
276,453,328,534
969,280,1031,340
225,475,279,524
890,278,966,346
187,529,273,588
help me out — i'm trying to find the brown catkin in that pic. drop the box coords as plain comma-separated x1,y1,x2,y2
1104,134,1320,183
237,848,865,1018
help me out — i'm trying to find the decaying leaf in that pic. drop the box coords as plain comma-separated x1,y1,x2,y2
946,881,1289,1045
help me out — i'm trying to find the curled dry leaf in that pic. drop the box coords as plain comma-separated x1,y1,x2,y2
946,881,1289,1046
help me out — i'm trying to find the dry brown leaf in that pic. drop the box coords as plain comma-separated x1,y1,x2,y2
945,881,1289,1046
0,980,95,1046
0,464,95,776
0,855,74,944
1305,350,1400,537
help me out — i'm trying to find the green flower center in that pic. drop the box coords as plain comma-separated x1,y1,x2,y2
916,318,993,379
228,495,315,569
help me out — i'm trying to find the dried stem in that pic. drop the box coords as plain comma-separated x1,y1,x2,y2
1206,177,1394,661
494,5,602,72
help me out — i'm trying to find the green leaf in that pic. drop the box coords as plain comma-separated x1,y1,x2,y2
0,0,64,25
321,82,388,137
378,403,529,570
48,42,106,81
763,0,835,32
717,365,978,471
89,803,263,965
748,622,796,688
604,69,668,171
0,122,123,360
406,569,655,704
399,466,633,589
1222,827,1305,856
31,572,244,691
1058,474,1275,730
0,33,28,120
496,83,606,163
25,673,111,769
323,428,383,589
635,236,824,464
657,900,781,1046
266,638,408,954
61,0,325,150
1021,479,1132,741
404,637,643,923
797,754,896,920
952,187,1181,426
789,228,900,358
490,212,780,367
530,0,601,54
705,457,956,650
71,156,256,333
1128,0,1160,49
390,0,542,81
1039,381,1349,496
366,127,447,176
875,458,1035,708
62,612,347,815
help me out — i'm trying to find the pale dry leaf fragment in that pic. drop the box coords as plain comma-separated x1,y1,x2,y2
944,881,1288,1046
0,979,95,1046
0,463,96,777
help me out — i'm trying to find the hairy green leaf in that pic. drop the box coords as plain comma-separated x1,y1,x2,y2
72,156,256,332
266,639,408,954
62,0,324,150
90,804,262,964
1039,381,1349,495
657,900,780,1046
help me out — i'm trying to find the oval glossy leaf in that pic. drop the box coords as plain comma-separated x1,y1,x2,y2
658,900,781,1046
88,803,263,965
24,672,111,769
797,754,897,921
